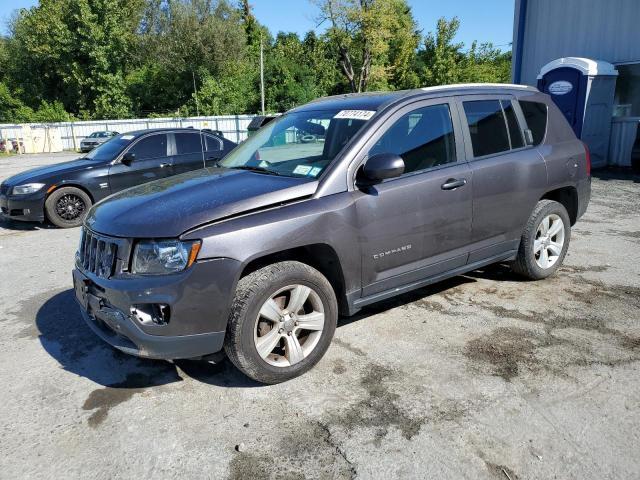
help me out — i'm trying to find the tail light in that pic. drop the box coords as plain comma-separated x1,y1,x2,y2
583,142,591,176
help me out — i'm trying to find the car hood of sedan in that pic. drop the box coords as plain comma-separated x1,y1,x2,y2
2,158,101,186
85,167,318,238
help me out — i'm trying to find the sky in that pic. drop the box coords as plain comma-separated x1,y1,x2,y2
2,0,515,50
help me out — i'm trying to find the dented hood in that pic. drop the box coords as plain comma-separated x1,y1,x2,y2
86,167,317,238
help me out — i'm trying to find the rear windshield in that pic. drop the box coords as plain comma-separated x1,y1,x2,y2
219,109,373,178
519,100,548,145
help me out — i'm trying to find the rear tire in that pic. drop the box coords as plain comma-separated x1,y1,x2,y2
45,186,92,228
224,261,338,384
511,199,571,280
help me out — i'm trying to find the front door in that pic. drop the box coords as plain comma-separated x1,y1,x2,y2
353,100,473,298
108,133,172,193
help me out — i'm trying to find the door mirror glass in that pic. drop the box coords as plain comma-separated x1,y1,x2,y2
361,153,405,183
122,152,136,166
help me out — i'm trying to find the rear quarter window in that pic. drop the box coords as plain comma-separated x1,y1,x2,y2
519,100,548,145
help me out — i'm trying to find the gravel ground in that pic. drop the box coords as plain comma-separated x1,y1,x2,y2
1,152,639,479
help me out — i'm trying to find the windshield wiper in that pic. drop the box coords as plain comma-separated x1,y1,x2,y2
229,165,283,176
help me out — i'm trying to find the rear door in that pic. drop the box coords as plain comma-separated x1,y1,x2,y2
171,131,206,174
352,99,473,297
457,95,547,262
108,133,172,193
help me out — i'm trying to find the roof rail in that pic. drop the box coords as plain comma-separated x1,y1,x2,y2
421,83,538,92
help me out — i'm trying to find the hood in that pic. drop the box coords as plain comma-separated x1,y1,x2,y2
86,167,318,238
2,158,102,186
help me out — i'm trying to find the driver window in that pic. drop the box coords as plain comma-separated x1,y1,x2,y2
128,134,168,160
369,104,456,174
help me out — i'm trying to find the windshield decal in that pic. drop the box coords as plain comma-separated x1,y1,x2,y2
121,135,135,140
333,110,375,120
308,167,322,177
292,165,312,175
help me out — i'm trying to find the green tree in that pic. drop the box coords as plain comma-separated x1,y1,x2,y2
0,82,34,123
417,17,463,86
314,0,419,92
7,0,143,118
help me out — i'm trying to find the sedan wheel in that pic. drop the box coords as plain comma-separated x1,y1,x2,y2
44,186,92,228
55,193,86,221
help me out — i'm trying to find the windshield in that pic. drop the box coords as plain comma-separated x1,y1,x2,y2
89,131,111,138
219,108,374,178
84,134,134,161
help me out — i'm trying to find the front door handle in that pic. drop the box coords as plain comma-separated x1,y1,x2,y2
441,178,467,190
159,162,170,168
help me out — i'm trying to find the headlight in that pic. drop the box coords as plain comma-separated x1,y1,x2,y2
132,239,201,275
12,183,45,195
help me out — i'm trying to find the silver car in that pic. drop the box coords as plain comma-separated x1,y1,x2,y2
80,131,119,153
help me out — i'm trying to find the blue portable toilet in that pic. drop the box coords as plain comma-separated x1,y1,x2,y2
537,57,618,168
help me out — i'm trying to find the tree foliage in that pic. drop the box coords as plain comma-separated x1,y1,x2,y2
0,0,512,123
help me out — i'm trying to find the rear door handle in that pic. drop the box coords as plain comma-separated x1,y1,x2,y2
441,178,467,190
159,162,170,168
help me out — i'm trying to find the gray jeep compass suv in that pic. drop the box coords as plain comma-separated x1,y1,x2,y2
73,84,591,384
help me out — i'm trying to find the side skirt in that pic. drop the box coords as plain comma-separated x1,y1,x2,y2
346,250,517,315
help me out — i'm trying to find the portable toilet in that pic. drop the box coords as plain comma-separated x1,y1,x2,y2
537,57,618,168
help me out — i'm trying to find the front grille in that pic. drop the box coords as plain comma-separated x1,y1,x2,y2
78,229,119,278
0,183,9,195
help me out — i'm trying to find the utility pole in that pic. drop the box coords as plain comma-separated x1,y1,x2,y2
260,35,265,115
192,71,200,117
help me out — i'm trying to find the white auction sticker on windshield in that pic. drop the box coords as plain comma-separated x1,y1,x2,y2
333,110,375,120
121,135,134,140
293,165,312,175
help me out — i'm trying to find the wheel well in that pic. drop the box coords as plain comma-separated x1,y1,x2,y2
541,186,578,225
241,245,348,315
46,184,95,204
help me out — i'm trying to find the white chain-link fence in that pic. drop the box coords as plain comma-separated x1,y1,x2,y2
0,115,258,151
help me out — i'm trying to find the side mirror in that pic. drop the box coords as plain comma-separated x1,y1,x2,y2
360,153,405,183
122,152,136,166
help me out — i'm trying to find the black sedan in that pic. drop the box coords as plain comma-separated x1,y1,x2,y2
0,128,236,228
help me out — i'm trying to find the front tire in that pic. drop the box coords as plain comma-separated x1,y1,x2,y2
45,186,92,228
224,261,338,384
511,199,571,279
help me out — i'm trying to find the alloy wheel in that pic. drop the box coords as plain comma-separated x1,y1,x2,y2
55,194,86,221
534,213,565,269
253,284,325,367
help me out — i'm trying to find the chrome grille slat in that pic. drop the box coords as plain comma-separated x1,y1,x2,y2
78,229,118,279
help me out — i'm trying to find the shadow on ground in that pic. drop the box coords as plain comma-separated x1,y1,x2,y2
592,168,640,183
35,289,259,389
34,265,513,390
0,216,52,232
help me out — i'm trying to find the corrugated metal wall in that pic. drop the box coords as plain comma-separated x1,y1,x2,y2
0,115,257,151
515,0,640,85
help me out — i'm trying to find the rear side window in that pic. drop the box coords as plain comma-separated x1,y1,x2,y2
502,100,524,148
519,101,548,145
463,100,511,157
369,104,456,174
175,132,203,155
128,134,168,160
